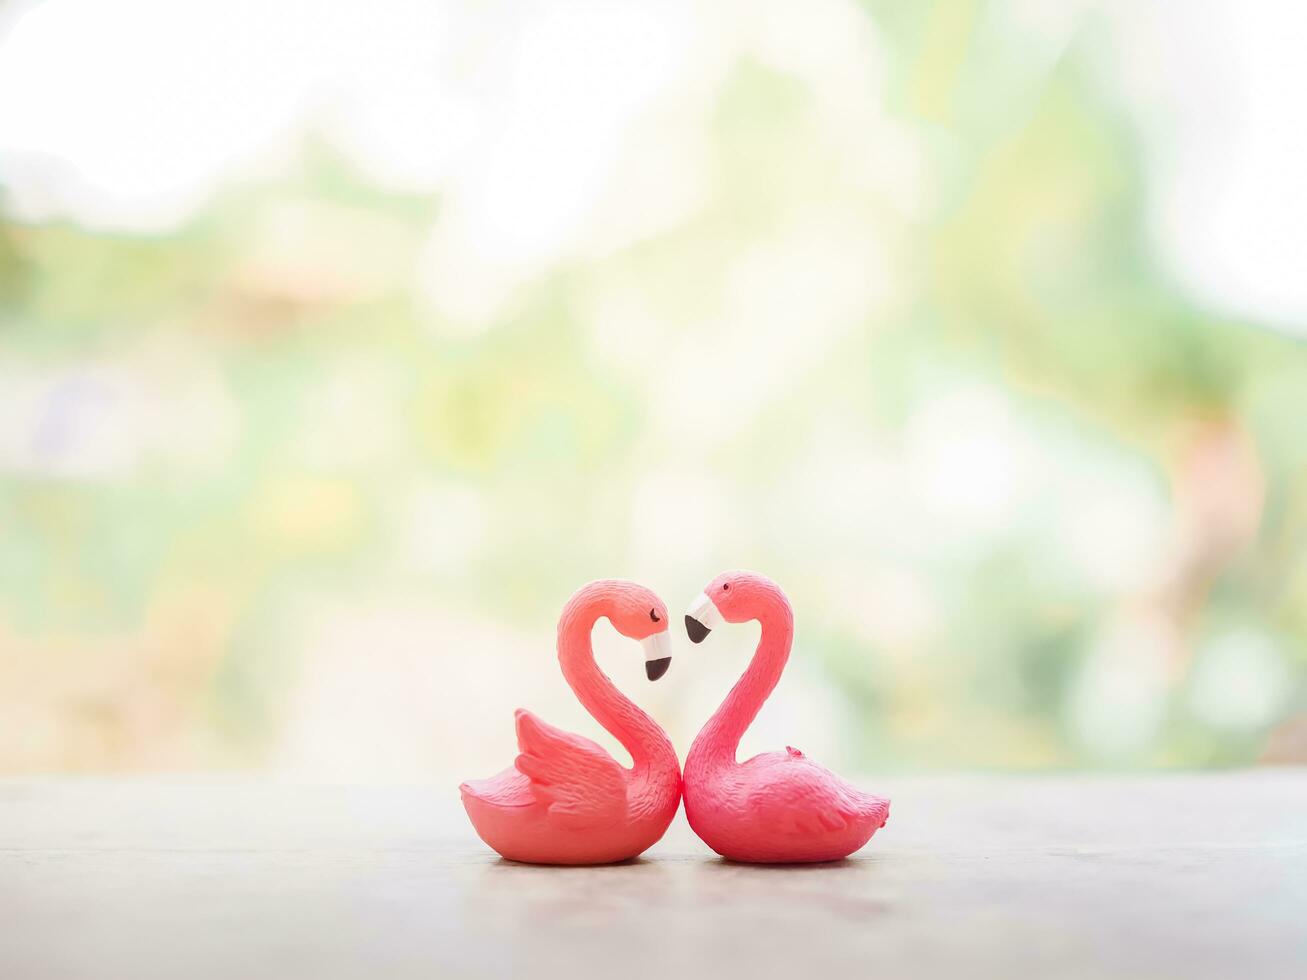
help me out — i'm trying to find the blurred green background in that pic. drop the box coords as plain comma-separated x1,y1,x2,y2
1,0,1304,779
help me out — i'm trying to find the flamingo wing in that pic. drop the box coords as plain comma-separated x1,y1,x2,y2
460,766,535,808
744,750,887,836
513,709,627,828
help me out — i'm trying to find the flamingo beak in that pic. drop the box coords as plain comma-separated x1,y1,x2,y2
684,591,723,644
642,629,672,681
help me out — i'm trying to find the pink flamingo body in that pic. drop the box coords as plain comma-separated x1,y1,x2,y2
460,581,681,865
683,571,889,863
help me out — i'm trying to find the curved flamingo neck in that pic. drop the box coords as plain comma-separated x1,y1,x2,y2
556,586,677,786
693,585,794,767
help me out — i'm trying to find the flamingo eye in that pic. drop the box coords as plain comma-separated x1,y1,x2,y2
650,608,661,622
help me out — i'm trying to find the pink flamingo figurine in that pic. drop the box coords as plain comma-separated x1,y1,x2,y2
460,580,681,865
682,571,890,863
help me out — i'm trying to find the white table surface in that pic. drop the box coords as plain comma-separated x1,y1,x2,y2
3,771,1305,979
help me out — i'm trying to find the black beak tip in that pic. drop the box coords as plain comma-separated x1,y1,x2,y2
645,657,672,682
684,615,711,644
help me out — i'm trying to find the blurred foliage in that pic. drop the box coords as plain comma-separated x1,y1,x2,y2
1,0,1304,775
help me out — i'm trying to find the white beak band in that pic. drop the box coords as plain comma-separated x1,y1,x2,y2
641,630,672,664
685,592,725,631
